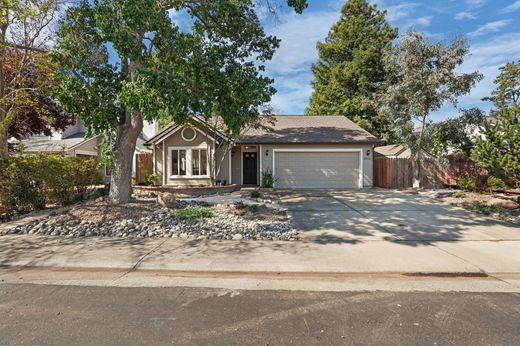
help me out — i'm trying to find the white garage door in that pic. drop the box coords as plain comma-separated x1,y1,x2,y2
274,151,361,189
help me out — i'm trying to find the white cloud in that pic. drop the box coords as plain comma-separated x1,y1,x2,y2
465,0,486,6
454,11,477,20
403,16,432,28
501,0,520,13
468,19,511,37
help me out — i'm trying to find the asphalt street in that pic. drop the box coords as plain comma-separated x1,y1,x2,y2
1,283,519,345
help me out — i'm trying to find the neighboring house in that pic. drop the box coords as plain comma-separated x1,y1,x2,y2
144,115,380,189
11,117,156,180
374,144,411,158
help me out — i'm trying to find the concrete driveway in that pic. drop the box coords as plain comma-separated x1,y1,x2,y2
279,189,520,244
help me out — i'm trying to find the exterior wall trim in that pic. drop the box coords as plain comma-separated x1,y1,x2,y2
272,148,364,189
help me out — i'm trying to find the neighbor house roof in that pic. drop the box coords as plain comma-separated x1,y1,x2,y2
239,116,380,144
17,133,92,153
374,144,410,158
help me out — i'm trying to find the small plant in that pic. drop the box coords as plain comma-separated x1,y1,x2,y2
452,191,466,198
261,169,276,188
470,202,509,216
457,176,476,192
143,172,158,186
250,190,261,198
487,176,506,190
173,207,213,223
248,204,259,213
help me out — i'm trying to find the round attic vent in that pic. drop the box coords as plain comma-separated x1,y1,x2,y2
181,127,197,142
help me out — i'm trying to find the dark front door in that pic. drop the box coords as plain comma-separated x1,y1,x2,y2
243,152,257,185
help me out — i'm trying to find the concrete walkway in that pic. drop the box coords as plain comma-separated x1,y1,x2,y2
0,189,519,291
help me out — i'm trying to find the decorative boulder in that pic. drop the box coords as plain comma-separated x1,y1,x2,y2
157,192,177,209
485,198,519,210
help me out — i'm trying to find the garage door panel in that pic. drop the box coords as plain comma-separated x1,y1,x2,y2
274,151,360,189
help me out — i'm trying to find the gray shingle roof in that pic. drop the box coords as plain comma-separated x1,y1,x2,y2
17,133,88,153
239,116,380,144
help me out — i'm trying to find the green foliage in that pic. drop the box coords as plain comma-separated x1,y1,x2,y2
452,191,466,198
261,169,276,188
173,207,213,224
457,176,476,192
471,107,520,188
470,202,509,216
248,204,259,213
483,60,520,109
0,154,100,219
143,171,158,186
425,108,486,157
305,0,397,139
379,31,483,146
487,176,507,190
250,190,261,198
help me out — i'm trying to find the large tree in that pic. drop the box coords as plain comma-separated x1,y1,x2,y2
4,49,74,143
0,0,62,157
471,60,520,188
55,0,305,204
471,107,519,188
424,108,486,157
305,0,397,139
483,60,519,110
378,30,482,187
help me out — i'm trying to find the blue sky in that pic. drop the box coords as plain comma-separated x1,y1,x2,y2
261,0,520,121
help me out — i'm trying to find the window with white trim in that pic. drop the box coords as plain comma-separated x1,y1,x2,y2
169,147,208,178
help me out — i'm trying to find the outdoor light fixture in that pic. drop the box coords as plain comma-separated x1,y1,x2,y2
265,149,269,156
366,149,371,157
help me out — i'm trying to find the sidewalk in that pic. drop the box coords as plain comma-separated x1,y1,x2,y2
2,234,520,274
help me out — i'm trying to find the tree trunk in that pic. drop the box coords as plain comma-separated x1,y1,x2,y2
0,22,7,158
108,109,143,204
413,114,427,188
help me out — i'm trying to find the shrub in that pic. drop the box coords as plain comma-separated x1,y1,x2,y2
248,204,259,213
143,171,158,186
487,176,506,190
0,154,100,219
261,169,276,188
250,190,261,198
470,202,509,216
173,207,213,223
452,191,466,198
457,176,476,192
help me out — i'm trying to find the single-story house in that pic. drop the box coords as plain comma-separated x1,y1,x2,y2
144,115,380,189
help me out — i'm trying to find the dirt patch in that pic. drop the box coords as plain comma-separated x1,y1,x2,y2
50,198,158,224
440,192,519,210
215,203,288,222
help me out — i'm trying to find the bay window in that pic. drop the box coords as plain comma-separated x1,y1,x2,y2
169,147,208,178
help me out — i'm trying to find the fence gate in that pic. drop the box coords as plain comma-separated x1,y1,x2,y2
135,152,153,184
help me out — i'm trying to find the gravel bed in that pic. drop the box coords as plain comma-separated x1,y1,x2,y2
2,202,299,241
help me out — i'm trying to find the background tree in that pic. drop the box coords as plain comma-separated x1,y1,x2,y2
55,0,305,204
471,107,519,188
305,0,397,139
483,60,519,110
424,108,486,157
471,60,520,188
378,30,482,187
0,0,62,157
4,49,74,143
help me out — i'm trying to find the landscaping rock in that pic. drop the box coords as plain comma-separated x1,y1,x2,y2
484,198,519,210
157,192,177,208
1,201,298,241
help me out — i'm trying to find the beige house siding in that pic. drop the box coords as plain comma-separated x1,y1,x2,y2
260,143,373,187
231,145,242,185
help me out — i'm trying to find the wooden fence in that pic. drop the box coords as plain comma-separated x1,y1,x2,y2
135,152,153,185
373,157,446,189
